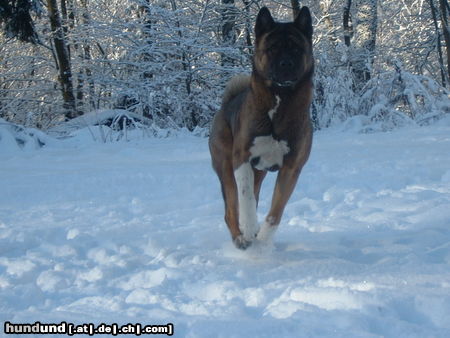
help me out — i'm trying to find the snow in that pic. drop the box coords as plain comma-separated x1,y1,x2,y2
1,121,450,337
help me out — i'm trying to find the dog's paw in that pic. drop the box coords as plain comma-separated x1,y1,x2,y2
240,223,259,243
256,222,278,242
233,235,252,250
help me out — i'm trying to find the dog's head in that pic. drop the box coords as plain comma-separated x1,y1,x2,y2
253,7,313,89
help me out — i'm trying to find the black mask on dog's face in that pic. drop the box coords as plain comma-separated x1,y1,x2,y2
254,7,313,89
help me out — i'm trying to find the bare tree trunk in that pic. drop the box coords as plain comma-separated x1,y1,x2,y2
343,0,353,47
79,0,95,108
242,0,253,58
439,0,450,85
169,0,196,127
291,0,300,20
345,0,378,91
221,0,237,68
63,0,86,109
47,0,78,120
139,0,154,80
429,0,447,86
169,0,191,96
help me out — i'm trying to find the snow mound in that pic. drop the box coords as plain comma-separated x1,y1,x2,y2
47,109,156,141
0,118,49,154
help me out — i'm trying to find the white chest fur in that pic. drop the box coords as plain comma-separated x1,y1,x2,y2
249,136,290,171
268,95,281,120
249,95,290,171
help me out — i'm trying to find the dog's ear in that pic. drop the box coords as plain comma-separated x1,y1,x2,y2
255,7,275,38
295,6,313,41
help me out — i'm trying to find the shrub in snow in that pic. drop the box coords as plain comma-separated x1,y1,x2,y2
312,54,450,132
358,61,450,132
48,109,169,142
0,118,48,152
313,67,359,130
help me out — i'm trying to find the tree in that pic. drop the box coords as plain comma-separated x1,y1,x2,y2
429,0,447,86
343,0,353,47
439,0,450,84
345,0,378,91
221,0,237,68
47,0,77,120
290,0,300,20
0,0,38,43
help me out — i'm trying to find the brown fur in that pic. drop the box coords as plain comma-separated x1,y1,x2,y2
209,6,314,249
221,74,251,106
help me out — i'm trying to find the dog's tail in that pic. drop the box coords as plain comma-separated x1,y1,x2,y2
222,74,251,105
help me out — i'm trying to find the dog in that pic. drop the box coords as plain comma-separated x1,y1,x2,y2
209,6,314,250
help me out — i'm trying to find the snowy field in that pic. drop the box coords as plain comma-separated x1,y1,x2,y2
1,119,450,337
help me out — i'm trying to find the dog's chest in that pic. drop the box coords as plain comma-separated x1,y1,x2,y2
249,135,289,171
248,96,290,171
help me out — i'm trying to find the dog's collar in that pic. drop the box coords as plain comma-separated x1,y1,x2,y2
273,80,297,88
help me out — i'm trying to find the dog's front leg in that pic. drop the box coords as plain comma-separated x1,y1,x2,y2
257,166,301,242
234,161,259,245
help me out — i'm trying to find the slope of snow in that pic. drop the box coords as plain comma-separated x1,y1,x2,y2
1,121,450,337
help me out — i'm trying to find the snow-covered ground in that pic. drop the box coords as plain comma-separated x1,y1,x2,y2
1,120,450,337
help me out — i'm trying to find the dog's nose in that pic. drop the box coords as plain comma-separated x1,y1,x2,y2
279,59,294,69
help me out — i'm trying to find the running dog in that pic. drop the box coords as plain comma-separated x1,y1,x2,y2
209,6,314,249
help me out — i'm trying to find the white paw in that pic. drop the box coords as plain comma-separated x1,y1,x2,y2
241,223,259,241
256,222,278,242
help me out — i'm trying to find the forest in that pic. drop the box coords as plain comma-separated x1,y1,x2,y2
1,0,449,133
